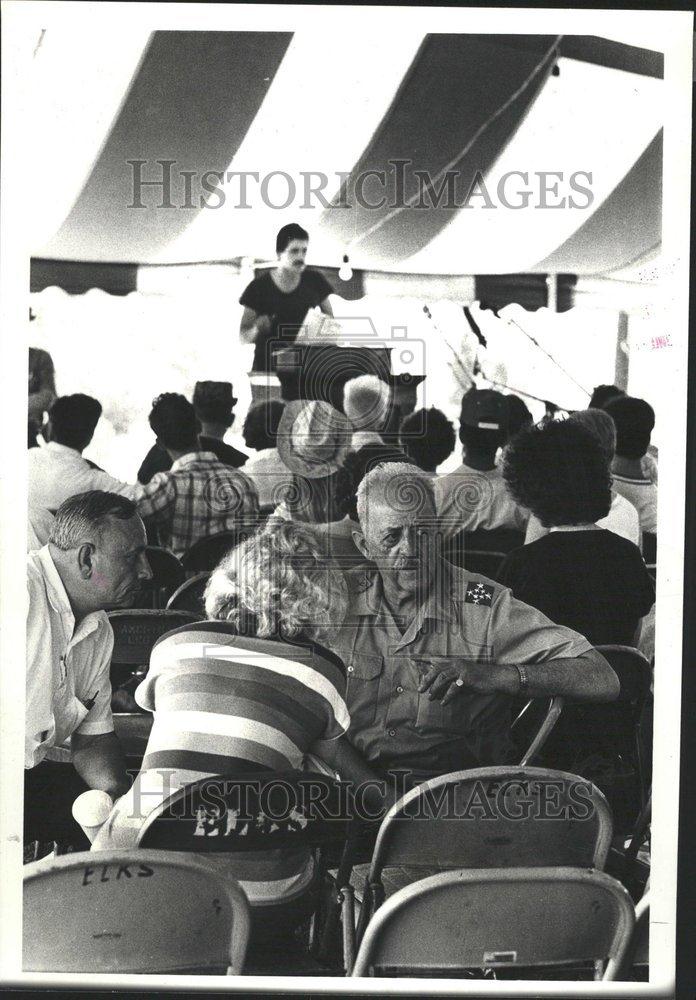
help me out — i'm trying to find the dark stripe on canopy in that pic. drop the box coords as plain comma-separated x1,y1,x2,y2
30,258,138,295
535,130,662,275
486,35,663,79
319,34,557,267
42,31,293,262
475,273,577,313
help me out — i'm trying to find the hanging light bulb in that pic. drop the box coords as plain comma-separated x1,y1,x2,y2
338,254,353,282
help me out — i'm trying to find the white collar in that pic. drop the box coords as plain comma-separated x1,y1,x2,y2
548,524,601,533
33,546,104,642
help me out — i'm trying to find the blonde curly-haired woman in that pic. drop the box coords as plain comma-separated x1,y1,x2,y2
94,519,387,947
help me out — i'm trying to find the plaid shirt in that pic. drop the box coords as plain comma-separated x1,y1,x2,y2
136,452,259,559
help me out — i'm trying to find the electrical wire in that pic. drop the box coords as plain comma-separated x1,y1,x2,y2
347,35,563,252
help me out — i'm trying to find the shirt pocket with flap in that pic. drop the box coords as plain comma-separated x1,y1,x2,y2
344,652,383,727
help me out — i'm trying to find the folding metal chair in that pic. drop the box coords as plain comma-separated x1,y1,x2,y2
444,527,525,577
166,572,211,615
511,694,564,765
556,645,653,824
108,609,199,689
617,891,649,980
181,527,256,573
23,849,250,974
339,766,612,970
137,770,357,967
351,867,635,980
139,546,185,609
607,790,651,902
137,770,353,853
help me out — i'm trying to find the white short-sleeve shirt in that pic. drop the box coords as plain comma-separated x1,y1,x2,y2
26,547,114,769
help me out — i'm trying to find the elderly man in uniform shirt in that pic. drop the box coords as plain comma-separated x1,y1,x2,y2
332,463,619,784
25,491,152,845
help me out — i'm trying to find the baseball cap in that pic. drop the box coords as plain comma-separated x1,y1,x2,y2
460,388,507,430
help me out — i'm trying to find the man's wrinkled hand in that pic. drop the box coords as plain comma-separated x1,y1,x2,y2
414,656,501,704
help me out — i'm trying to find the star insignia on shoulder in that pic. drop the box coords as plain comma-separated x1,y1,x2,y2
347,567,376,595
464,581,494,607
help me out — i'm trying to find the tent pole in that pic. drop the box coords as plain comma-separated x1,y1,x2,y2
615,310,630,391
546,273,558,312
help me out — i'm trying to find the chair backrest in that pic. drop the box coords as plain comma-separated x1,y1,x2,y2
137,771,352,853
594,646,652,707
181,528,255,572
559,645,652,767
139,546,186,607
352,867,635,979
368,766,613,880
108,609,200,670
166,572,211,614
444,527,525,573
23,849,250,974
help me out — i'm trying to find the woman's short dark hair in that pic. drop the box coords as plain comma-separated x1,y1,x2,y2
149,393,198,451
399,407,455,472
589,384,626,409
243,401,286,451
603,396,655,460
49,394,102,451
276,223,309,254
502,419,612,527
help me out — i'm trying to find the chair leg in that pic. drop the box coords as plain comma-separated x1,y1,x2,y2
355,879,384,950
316,822,361,964
340,885,356,973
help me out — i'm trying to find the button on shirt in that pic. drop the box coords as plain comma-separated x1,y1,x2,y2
332,562,593,778
28,441,143,512
26,547,115,769
135,452,259,559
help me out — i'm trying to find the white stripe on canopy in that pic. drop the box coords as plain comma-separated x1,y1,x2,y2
28,27,151,249
156,28,425,266
404,57,663,274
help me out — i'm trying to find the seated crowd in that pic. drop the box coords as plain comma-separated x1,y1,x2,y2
24,372,658,967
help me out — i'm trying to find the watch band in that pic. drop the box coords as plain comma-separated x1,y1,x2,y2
516,664,529,695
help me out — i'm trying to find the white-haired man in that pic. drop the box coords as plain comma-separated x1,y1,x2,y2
25,491,152,844
343,375,391,451
331,463,619,783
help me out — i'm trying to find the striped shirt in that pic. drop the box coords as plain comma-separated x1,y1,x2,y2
93,623,349,904
135,451,259,559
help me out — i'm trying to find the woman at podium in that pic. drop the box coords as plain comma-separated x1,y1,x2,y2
239,223,334,374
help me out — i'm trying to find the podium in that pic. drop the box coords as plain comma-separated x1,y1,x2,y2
273,342,393,412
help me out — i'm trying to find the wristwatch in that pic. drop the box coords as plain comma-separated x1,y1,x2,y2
515,664,529,695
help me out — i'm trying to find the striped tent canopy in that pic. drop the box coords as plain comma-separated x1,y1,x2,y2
30,29,663,301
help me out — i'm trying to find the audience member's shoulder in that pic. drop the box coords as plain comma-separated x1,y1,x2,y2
596,527,645,557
